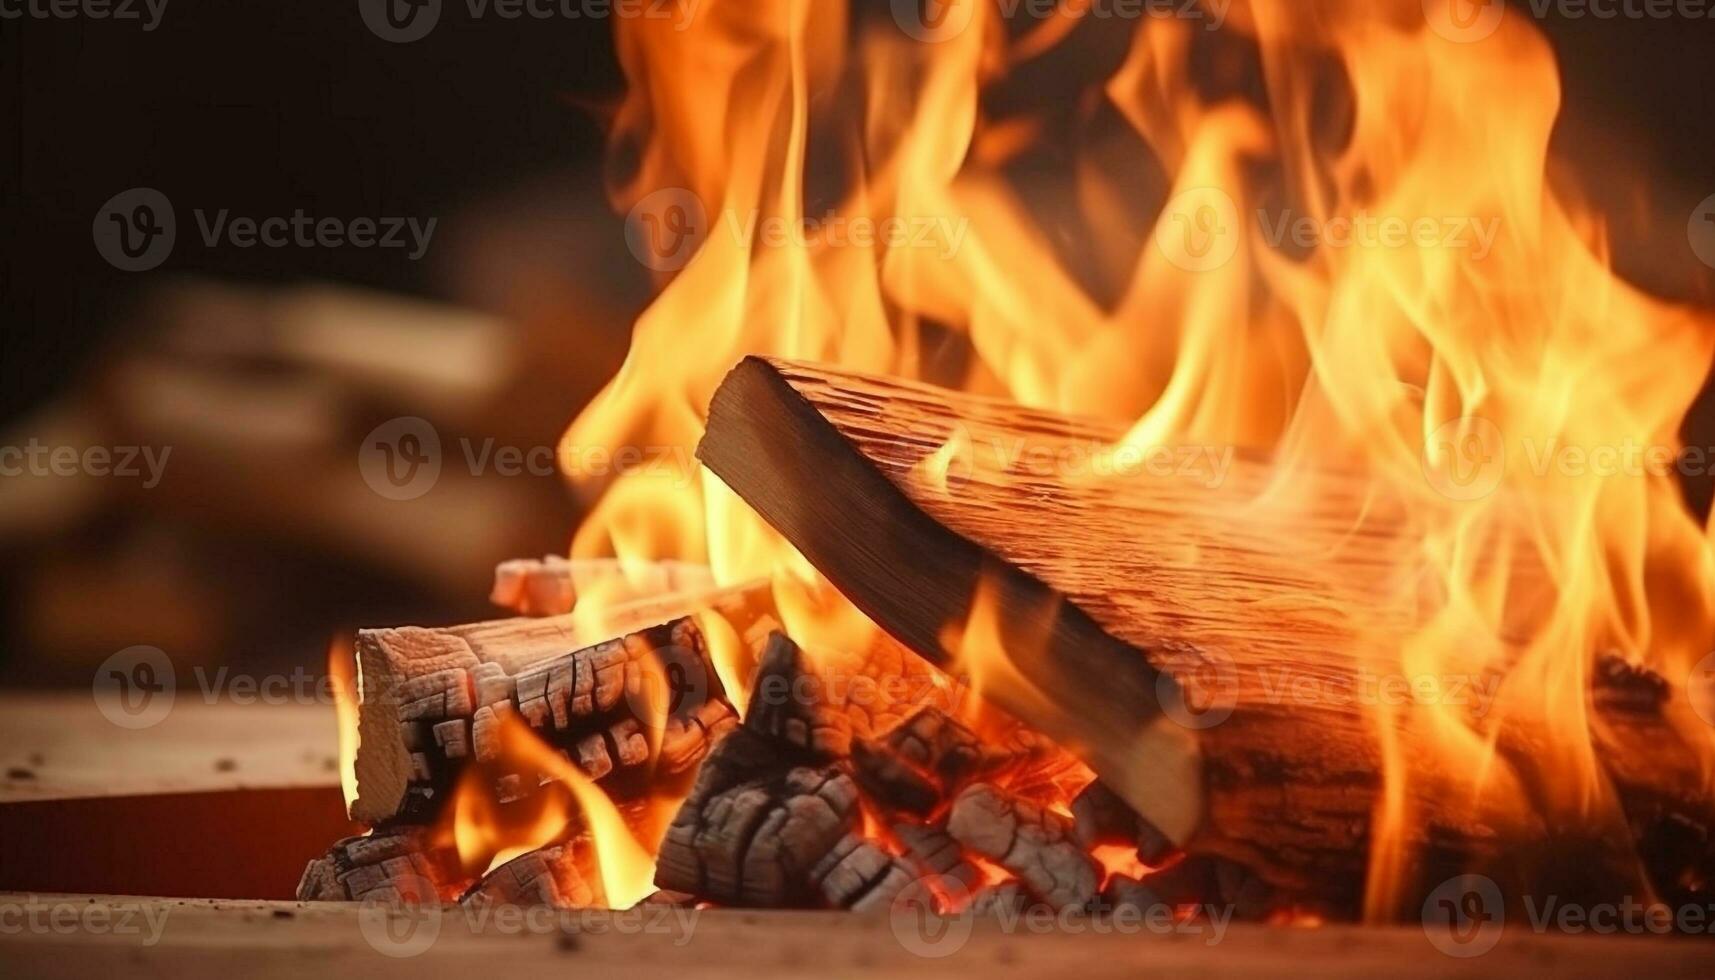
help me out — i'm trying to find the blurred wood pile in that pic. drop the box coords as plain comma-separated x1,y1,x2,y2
0,279,625,685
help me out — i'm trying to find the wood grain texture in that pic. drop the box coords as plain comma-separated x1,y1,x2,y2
352,580,779,824
0,694,339,803
697,357,1710,913
1,895,1710,979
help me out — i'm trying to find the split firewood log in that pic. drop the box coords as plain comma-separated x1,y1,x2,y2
351,579,778,824
697,356,1715,915
490,557,718,618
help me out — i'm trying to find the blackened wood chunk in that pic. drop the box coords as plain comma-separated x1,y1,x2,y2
946,783,1099,911
654,728,859,907
892,823,982,890
462,844,602,910
1071,779,1177,865
1102,856,1228,916
852,706,1039,817
969,881,1030,916
659,699,741,775
745,631,853,758
1211,856,1272,921
809,834,917,912
1070,780,1136,848
1592,653,1671,713
296,826,468,903
851,737,942,816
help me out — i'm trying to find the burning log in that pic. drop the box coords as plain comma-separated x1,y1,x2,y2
745,631,853,758
1103,856,1271,922
809,834,916,912
852,705,1047,818
296,826,469,902
350,579,777,823
697,357,1715,915
945,783,1100,911
460,842,603,910
1071,780,1174,865
651,727,863,907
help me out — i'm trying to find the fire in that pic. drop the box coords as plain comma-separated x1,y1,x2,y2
438,713,662,907
327,635,361,812
560,0,1715,918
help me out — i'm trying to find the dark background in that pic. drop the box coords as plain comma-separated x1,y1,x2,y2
0,2,1712,685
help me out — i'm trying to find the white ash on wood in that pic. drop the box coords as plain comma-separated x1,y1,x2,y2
351,579,776,823
944,783,1100,911
296,826,469,903
460,842,602,910
652,727,865,907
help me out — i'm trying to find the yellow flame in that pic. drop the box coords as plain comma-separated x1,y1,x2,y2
327,635,361,813
561,0,1715,917
493,714,658,909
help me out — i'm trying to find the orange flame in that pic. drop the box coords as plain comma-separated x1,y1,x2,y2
563,0,1715,918
437,714,662,907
